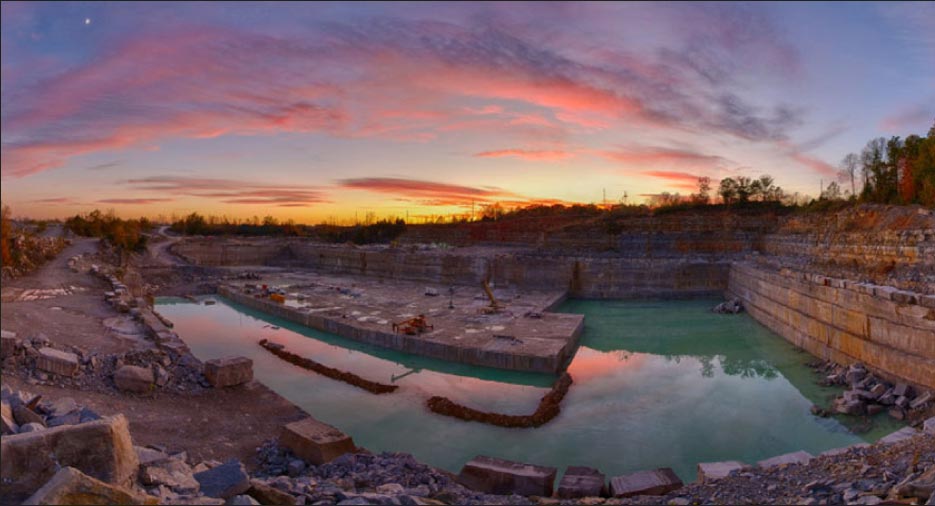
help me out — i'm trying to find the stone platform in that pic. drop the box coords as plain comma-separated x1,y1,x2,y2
218,271,583,373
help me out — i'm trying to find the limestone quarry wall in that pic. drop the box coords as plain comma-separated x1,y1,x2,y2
174,239,731,298
727,262,935,390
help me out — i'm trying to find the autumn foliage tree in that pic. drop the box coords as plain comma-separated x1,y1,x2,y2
1,204,12,266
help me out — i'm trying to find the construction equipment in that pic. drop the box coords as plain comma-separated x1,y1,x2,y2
481,279,501,314
392,314,433,335
269,293,286,304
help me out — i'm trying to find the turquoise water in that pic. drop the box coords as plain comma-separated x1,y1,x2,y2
156,296,902,482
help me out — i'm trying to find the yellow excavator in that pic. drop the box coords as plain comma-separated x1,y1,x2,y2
481,279,501,314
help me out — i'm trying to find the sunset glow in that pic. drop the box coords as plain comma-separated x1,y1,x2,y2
2,1,933,221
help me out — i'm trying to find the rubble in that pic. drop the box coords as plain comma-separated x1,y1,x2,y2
712,298,744,314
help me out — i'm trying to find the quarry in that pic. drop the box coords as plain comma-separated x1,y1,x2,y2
2,204,935,505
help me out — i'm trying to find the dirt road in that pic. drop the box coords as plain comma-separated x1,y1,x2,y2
1,235,309,469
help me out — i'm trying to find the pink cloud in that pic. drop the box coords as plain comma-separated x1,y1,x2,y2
602,147,725,166
125,176,330,207
96,198,175,205
641,170,708,191
474,149,573,161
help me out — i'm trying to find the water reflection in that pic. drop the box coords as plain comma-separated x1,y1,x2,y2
157,296,904,483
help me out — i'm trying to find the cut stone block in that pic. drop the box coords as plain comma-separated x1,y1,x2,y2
924,416,935,435
23,467,157,506
280,417,355,465
193,459,250,499
757,451,813,469
697,461,746,482
204,357,253,388
114,365,154,393
36,347,79,377
556,466,605,498
1,329,17,359
1,399,18,435
0,414,139,497
609,468,683,498
458,455,558,497
910,391,932,410
879,426,920,444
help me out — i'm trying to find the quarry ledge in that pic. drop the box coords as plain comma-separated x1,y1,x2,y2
216,282,583,374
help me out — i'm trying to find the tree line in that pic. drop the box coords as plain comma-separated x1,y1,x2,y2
64,210,151,252
833,122,935,206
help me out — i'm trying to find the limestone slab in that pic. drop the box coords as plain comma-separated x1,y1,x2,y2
556,466,605,498
757,451,813,469
696,461,746,482
204,356,253,388
36,347,79,377
280,417,355,465
1,329,17,358
23,467,157,506
458,455,558,497
609,468,683,498
0,414,139,497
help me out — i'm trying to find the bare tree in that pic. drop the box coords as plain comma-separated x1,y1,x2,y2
839,153,859,197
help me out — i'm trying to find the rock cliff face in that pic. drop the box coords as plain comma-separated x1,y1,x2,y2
171,205,935,389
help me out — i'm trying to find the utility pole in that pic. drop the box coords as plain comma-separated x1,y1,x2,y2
603,188,606,207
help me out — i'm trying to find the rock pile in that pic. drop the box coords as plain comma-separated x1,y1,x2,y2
0,331,206,394
1,386,102,437
712,298,744,314
815,361,933,423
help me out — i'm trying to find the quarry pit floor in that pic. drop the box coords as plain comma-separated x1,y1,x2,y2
215,268,584,373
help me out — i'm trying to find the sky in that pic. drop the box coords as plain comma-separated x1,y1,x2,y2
2,1,934,223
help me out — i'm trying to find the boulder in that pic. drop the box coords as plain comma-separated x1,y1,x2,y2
609,468,683,498
36,347,79,377
114,365,154,393
193,459,250,499
141,457,200,494
12,404,45,427
203,357,253,388
247,480,297,506
18,423,46,434
1,329,17,359
556,466,605,499
835,398,864,416
46,397,78,417
458,455,558,497
23,467,157,505
893,383,913,398
229,495,261,506
757,451,813,469
135,446,170,466
697,461,746,482
0,414,139,497
280,417,356,465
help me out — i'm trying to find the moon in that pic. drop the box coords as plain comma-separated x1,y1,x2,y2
84,18,91,25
